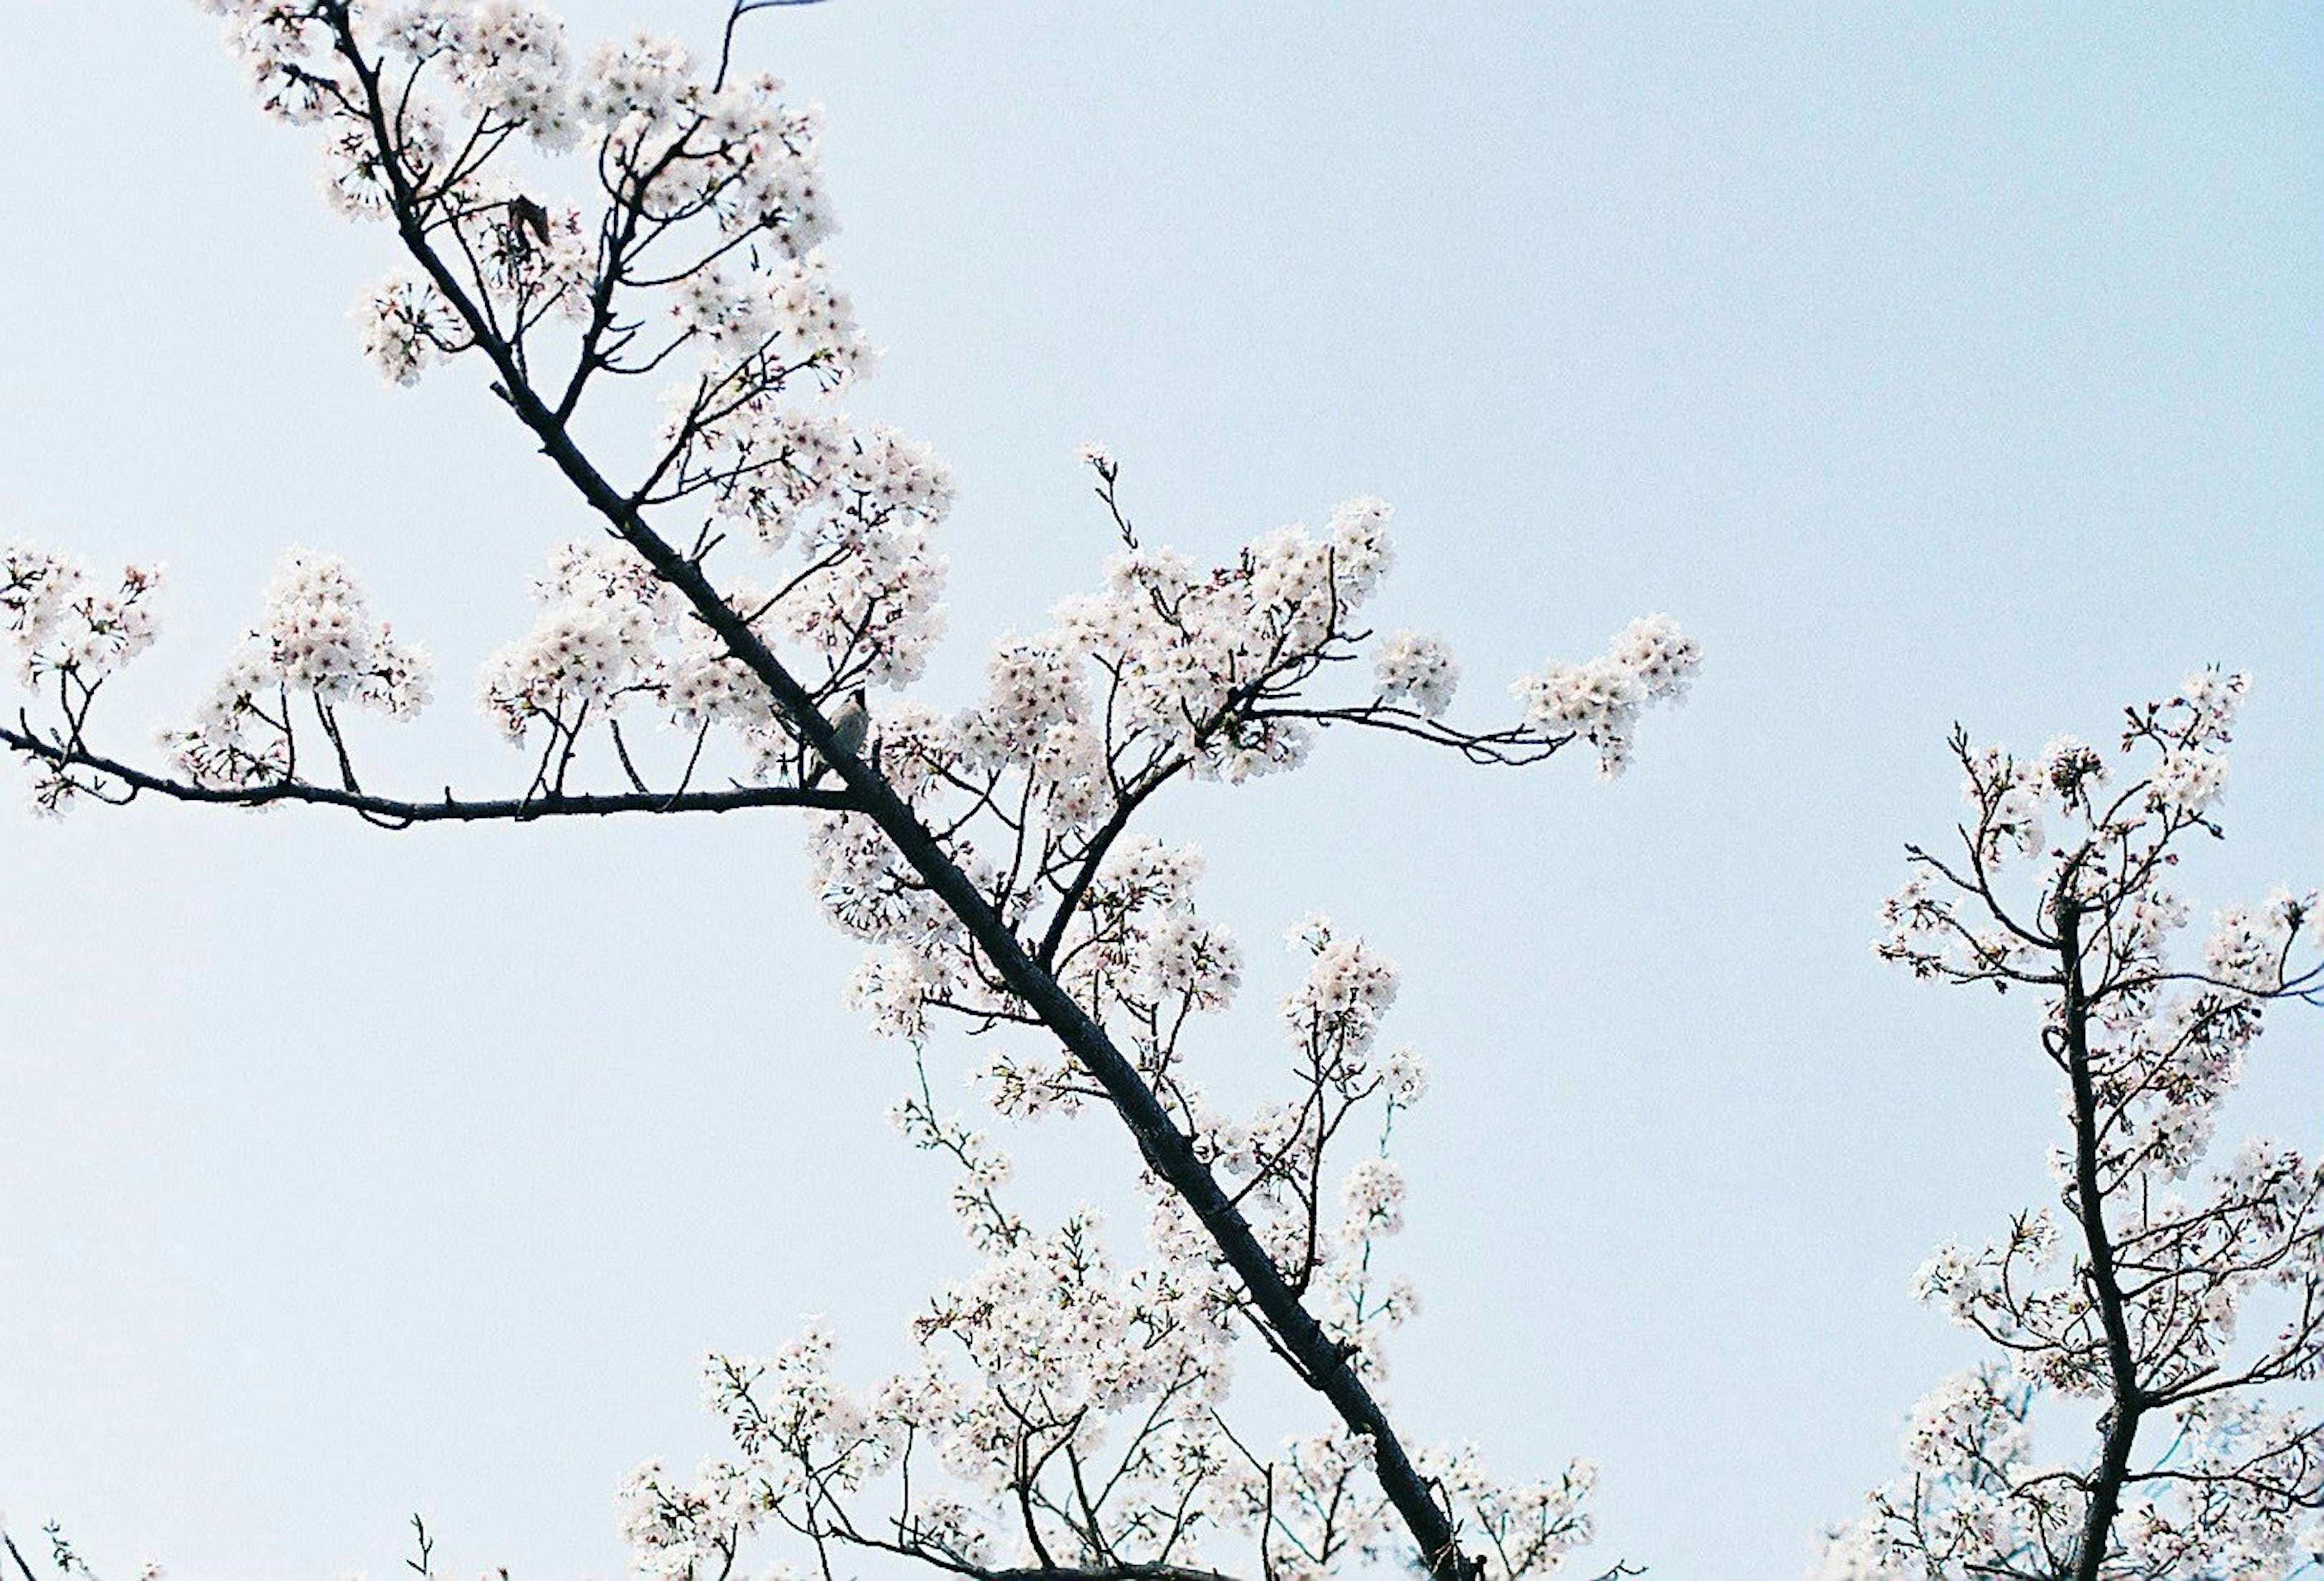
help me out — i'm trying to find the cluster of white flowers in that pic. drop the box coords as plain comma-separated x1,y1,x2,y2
769,510,948,690
1,545,162,689
199,1,345,125
1816,1367,2050,1580
1414,1445,1600,1581
161,550,431,789
1828,672,2324,1580
2150,742,2230,816
353,273,461,385
1042,497,1393,784
1279,918,1400,1070
1908,1211,2062,1344
445,0,576,144
596,57,832,253
199,0,569,147
704,411,951,552
2,542,163,811
1510,614,1702,776
1372,628,1460,718
462,532,947,787
615,1213,1254,1580
658,404,957,695
668,252,870,378
203,0,850,432
1965,741,2051,863
612,1457,769,1581
1339,1157,1407,1236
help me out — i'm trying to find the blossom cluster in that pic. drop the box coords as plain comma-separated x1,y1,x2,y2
160,550,431,790
1373,628,1460,719
1,543,163,812
478,542,677,744
200,0,861,407
0,545,162,691
1510,612,1701,777
1040,496,1399,784
354,272,467,387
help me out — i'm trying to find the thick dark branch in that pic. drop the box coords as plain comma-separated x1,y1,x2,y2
0,723,855,823
2058,899,2145,1581
1034,764,1181,969
977,1568,1243,1581
486,389,1485,1581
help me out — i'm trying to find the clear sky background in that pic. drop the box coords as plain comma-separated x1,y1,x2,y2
2,4,2319,1579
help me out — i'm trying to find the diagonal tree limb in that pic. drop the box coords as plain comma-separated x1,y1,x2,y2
481,350,1485,1581
323,35,1486,1581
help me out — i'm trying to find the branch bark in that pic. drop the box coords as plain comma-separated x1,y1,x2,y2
0,724,858,822
496,375,1480,1581
2058,897,2145,1581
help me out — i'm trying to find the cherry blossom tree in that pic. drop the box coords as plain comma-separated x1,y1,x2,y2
17,11,2310,1581
1817,673,2324,1581
0,4,1701,1579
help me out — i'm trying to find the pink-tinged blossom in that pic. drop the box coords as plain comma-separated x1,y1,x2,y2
160,550,430,790
1,545,162,689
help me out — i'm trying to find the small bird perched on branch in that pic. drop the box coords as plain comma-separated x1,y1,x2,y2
509,195,551,247
803,687,870,788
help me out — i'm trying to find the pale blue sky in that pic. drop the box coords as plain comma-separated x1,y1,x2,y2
2,4,2319,1579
